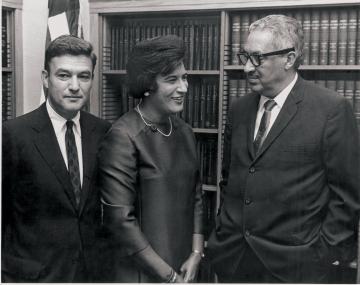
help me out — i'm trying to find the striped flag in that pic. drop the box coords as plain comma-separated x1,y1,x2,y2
41,0,89,103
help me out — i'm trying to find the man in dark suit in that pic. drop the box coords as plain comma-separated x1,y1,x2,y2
2,35,111,282
207,14,360,283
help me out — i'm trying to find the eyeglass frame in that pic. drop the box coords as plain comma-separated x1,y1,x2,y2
237,47,295,67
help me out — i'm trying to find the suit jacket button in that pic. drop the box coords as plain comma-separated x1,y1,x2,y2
245,199,252,205
249,167,255,173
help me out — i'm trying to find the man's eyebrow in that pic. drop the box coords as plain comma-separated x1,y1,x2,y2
55,68,70,73
55,68,92,74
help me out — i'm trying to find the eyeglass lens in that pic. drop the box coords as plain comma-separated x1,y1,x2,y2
238,53,261,66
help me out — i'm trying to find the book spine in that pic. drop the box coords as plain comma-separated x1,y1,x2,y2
209,139,217,184
2,21,7,68
213,23,219,70
231,15,241,65
118,26,124,70
207,23,214,70
181,81,188,122
344,78,355,109
354,77,360,127
319,10,330,65
205,83,212,128
310,10,320,65
128,24,134,58
194,23,201,70
347,9,357,65
121,84,128,115
329,10,339,65
189,20,195,70
110,26,115,69
338,9,348,65
240,13,250,51
211,82,218,128
201,23,208,70
357,9,360,65
187,83,194,127
193,82,200,128
183,21,191,70
229,79,238,109
200,80,207,128
302,11,311,65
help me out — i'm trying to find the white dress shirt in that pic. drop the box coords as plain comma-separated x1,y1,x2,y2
46,100,83,186
254,73,298,140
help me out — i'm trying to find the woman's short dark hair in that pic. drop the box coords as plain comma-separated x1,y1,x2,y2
126,35,186,98
44,35,97,73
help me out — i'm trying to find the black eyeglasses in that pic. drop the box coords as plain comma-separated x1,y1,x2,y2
237,47,295,67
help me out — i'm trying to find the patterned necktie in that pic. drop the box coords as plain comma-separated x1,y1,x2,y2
253,99,277,154
65,120,81,207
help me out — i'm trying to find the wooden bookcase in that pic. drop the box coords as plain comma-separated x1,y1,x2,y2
89,0,360,281
2,7,15,121
2,0,23,120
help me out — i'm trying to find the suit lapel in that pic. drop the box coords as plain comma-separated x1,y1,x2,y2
78,112,97,215
247,93,261,160
32,104,78,212
254,77,305,160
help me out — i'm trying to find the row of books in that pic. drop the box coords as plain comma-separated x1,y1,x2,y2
103,17,220,71
2,73,13,122
2,11,11,68
225,77,360,107
102,77,219,127
197,138,217,185
101,79,139,123
221,77,360,133
231,7,360,66
102,80,219,185
180,79,219,128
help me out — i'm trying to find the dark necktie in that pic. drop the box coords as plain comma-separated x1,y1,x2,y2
253,99,277,154
65,120,81,207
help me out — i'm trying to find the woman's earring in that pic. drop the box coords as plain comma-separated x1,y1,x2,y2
144,91,150,97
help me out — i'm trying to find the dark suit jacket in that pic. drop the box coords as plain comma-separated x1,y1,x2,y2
207,77,360,283
2,103,111,282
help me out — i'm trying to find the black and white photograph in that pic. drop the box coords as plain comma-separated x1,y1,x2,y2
1,0,360,283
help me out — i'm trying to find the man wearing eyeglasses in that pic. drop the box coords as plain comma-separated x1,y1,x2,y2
208,14,360,283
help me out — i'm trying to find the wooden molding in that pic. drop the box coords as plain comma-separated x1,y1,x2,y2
2,0,23,10
90,0,359,13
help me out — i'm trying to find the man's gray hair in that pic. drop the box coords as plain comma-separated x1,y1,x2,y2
249,14,304,69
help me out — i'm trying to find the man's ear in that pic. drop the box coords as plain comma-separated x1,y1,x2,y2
41,70,49,89
284,51,296,70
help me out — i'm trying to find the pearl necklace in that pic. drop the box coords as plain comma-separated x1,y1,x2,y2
136,103,172,137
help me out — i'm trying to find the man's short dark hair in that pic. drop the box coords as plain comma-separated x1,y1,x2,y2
44,35,97,73
126,35,186,98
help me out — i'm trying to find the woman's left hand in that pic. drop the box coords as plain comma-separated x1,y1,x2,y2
179,252,202,282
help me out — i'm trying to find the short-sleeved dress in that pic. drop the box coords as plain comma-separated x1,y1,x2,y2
98,109,204,282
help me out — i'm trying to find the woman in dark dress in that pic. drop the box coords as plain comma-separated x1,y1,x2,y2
98,35,204,283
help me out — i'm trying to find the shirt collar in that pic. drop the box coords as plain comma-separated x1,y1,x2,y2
259,73,298,109
46,100,81,136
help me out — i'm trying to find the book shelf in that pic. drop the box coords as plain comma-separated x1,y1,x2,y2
2,7,15,122
2,0,23,120
223,5,360,143
90,0,360,281
97,12,222,203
